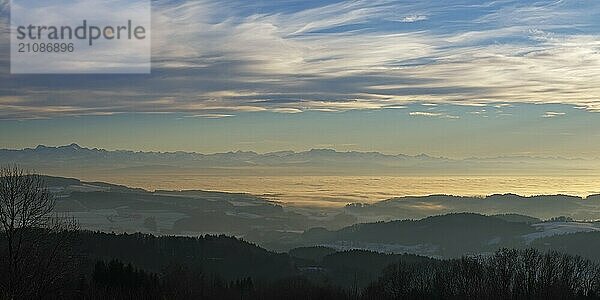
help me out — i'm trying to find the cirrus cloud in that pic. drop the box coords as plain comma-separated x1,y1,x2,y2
0,0,599,119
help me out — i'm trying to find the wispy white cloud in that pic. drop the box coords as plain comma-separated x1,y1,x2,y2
185,114,235,119
398,14,428,23
410,112,443,117
409,111,459,119
543,111,566,118
1,0,600,119
271,108,303,114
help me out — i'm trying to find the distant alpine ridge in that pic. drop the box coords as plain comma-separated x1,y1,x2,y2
0,143,595,175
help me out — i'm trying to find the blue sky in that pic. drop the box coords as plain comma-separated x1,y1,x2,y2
2,103,598,158
0,0,599,157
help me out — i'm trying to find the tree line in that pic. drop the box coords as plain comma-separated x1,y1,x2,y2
364,248,600,299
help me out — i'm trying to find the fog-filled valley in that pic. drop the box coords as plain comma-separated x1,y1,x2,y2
44,175,600,258
6,173,600,299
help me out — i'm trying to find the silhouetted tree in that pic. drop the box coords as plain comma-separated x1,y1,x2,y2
0,165,78,298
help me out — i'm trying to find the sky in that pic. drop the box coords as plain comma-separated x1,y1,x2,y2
1,0,600,158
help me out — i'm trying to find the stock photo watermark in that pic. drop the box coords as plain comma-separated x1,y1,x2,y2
10,0,151,74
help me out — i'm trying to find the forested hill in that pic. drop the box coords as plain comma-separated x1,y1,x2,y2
48,231,600,298
5,228,600,299
531,231,600,261
300,213,536,257
74,231,296,280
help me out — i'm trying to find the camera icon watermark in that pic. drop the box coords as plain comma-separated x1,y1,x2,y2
10,0,151,74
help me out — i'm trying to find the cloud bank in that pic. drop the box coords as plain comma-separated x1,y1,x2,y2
1,0,599,119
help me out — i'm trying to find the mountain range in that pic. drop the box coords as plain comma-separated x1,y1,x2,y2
1,144,597,175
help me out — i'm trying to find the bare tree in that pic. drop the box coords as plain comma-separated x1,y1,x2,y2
0,165,78,299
